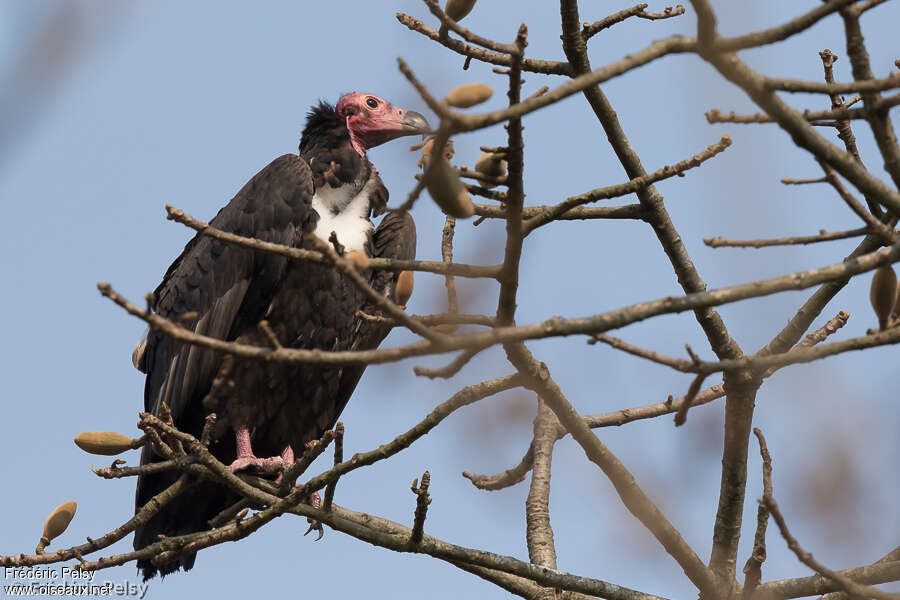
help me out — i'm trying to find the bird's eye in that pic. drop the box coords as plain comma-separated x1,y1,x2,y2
366,97,378,109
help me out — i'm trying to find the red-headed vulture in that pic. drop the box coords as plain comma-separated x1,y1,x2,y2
132,93,428,579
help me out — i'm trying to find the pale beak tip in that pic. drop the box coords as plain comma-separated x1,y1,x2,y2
402,110,431,135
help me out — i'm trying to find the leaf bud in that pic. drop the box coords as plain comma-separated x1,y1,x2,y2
396,271,414,307
445,0,476,21
37,501,77,553
424,157,475,218
74,431,135,456
870,264,897,330
445,83,493,109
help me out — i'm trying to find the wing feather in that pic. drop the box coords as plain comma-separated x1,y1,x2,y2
134,154,315,578
143,154,315,420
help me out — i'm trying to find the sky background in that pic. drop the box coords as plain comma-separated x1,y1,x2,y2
1,1,898,598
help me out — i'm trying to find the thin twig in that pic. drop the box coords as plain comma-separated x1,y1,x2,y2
766,71,900,94
782,176,829,185
257,320,282,349
442,214,459,318
589,334,696,372
477,203,645,223
463,442,535,491
794,311,850,350
395,13,571,76
673,373,708,426
581,4,685,41
818,160,895,244
409,471,432,545
741,428,773,598
704,227,872,248
763,495,900,599
413,346,484,379
323,422,343,511
819,47,883,219
208,500,250,529
167,204,500,279
524,136,732,234
705,93,900,124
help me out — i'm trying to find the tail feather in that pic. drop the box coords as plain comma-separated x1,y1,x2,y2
133,446,237,580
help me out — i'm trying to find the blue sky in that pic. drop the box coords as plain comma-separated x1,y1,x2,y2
1,1,898,598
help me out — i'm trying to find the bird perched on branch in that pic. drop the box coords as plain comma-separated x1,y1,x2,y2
132,93,428,579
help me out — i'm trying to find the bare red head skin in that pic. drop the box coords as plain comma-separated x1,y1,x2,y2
336,92,430,157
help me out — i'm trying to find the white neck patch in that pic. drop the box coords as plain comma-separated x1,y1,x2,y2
311,181,374,254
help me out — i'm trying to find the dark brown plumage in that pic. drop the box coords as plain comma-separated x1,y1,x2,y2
133,94,426,579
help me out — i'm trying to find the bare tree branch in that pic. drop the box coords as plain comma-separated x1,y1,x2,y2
525,399,558,572
581,3,685,41
704,227,872,248
505,341,719,596
741,428,773,598
763,495,900,600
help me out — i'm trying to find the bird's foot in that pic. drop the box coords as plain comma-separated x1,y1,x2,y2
228,428,288,475
303,491,324,540
227,455,287,475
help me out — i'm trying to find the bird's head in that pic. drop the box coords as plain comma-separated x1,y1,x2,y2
336,92,430,157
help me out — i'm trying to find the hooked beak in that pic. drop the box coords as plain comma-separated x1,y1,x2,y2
359,107,431,148
400,110,430,136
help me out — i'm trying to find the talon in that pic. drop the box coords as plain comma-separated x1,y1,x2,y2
302,491,324,539
304,519,324,540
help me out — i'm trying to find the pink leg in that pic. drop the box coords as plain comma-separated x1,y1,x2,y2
236,428,254,460
227,427,288,475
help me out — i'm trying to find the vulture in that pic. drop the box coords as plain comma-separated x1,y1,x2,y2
132,92,428,579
